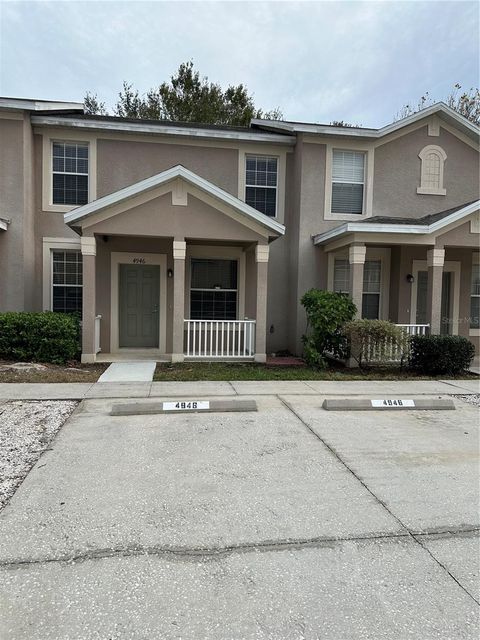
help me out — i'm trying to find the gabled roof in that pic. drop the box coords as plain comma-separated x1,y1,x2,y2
313,200,480,245
64,164,285,236
252,103,480,143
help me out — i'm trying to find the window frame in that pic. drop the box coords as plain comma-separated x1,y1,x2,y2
470,254,480,334
361,259,382,320
189,258,239,321
51,249,83,314
42,134,97,213
52,141,89,207
324,142,374,221
331,149,366,216
417,145,447,196
244,154,279,218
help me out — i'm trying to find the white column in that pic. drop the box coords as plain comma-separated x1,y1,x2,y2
80,236,96,363
254,243,269,363
349,244,366,319
426,248,445,334
172,239,186,363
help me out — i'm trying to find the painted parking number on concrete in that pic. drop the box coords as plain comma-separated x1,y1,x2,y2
371,399,415,408
162,401,210,411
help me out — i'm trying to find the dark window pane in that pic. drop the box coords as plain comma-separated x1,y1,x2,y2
52,286,82,314
362,293,380,320
470,297,480,329
191,259,237,290
246,186,277,217
190,290,237,320
331,182,364,214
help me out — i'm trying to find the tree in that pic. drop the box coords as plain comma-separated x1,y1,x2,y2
83,92,107,116
395,84,480,125
84,61,283,126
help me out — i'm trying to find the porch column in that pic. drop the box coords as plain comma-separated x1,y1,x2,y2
172,239,186,363
254,243,269,363
426,248,445,334
349,244,366,318
80,236,96,363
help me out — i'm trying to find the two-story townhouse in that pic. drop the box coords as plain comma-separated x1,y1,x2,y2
0,97,479,363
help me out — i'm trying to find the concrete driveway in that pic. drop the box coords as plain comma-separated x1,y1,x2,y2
0,389,478,639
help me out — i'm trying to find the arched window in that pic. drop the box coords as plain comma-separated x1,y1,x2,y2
417,145,447,195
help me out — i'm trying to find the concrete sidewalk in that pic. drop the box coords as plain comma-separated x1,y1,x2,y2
0,377,478,400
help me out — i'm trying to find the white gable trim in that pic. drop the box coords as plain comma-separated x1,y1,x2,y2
64,164,285,236
313,200,480,245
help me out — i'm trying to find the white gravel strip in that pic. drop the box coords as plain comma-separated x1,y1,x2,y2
453,394,480,407
0,400,78,511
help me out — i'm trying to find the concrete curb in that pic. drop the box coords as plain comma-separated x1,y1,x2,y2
111,399,257,416
322,398,456,411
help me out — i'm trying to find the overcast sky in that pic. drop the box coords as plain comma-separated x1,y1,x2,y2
0,0,478,127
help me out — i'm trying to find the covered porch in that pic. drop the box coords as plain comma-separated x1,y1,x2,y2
64,165,283,363
314,201,480,354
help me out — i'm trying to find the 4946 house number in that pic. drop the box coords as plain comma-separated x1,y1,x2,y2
133,257,146,264
371,399,415,408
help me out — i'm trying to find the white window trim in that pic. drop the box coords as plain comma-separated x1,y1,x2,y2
110,252,167,354
410,259,461,334
470,253,480,337
324,142,374,221
238,146,287,223
244,154,278,219
327,247,390,319
185,246,246,321
417,145,447,196
42,237,81,310
42,133,97,213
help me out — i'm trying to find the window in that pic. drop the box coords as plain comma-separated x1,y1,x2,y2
362,260,381,319
52,250,83,314
417,145,447,195
52,142,89,205
332,150,365,215
470,263,480,329
190,259,238,320
245,156,278,217
333,258,350,294
415,271,428,325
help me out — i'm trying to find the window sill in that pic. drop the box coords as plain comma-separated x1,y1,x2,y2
324,211,369,221
43,203,82,213
469,328,480,336
416,187,446,196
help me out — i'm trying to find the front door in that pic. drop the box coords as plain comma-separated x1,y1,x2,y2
119,264,160,348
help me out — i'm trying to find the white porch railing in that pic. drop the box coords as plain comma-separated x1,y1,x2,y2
184,319,256,359
94,315,102,354
365,323,430,363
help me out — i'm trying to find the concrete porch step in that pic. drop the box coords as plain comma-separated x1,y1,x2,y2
97,361,157,383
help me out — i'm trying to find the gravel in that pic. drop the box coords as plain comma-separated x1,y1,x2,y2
0,400,78,510
453,394,480,407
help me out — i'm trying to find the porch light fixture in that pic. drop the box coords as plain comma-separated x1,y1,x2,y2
167,268,173,278
406,274,415,284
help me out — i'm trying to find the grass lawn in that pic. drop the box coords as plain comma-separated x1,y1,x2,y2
0,362,108,383
153,362,477,381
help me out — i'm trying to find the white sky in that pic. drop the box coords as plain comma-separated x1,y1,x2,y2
0,0,478,127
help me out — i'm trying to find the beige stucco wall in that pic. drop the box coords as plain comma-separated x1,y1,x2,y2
373,125,479,218
0,115,35,311
96,139,239,198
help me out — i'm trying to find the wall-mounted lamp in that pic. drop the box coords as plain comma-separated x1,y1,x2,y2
406,274,415,284
167,268,174,278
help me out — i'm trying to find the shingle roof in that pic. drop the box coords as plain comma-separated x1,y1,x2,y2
356,201,479,226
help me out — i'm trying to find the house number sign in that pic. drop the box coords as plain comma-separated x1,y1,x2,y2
371,399,415,408
162,401,210,411
133,257,146,264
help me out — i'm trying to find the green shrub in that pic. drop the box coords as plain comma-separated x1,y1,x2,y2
301,289,357,367
0,312,80,364
409,334,475,375
343,319,408,368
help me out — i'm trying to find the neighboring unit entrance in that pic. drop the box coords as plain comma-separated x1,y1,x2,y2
119,264,160,348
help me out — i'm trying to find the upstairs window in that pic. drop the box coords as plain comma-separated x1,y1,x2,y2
52,142,89,205
52,250,83,314
245,155,278,217
190,259,238,320
332,150,365,215
417,145,447,195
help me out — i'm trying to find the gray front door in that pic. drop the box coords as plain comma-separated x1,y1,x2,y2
119,264,160,348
